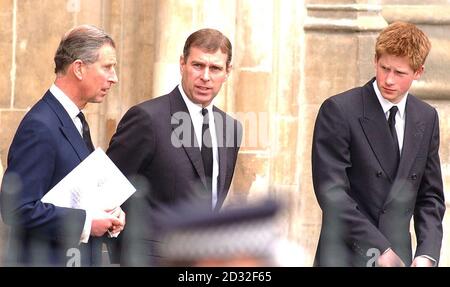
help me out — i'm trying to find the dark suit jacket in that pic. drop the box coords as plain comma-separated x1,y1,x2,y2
106,87,242,266
0,91,103,266
312,78,445,266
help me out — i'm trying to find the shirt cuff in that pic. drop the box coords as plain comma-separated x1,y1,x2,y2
107,230,120,238
79,210,91,244
416,255,437,266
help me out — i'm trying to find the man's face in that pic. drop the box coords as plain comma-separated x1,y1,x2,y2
180,47,230,107
375,54,423,104
81,44,118,105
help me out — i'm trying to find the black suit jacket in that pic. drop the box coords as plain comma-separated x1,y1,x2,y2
106,87,242,265
312,78,445,266
0,91,103,266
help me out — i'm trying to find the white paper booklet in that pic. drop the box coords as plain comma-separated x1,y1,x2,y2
41,147,136,211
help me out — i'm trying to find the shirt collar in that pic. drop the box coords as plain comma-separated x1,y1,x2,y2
373,80,407,119
50,83,81,120
178,84,214,117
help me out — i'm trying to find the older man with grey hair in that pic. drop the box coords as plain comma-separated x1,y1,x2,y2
0,24,124,266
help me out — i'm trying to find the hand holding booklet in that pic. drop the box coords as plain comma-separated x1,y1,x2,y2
41,147,136,211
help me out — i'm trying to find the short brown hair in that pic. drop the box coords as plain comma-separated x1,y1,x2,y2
183,28,232,68
54,24,115,74
375,21,431,71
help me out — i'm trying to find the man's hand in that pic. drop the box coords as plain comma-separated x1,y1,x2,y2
376,249,405,267
107,207,126,235
411,256,434,267
90,210,121,237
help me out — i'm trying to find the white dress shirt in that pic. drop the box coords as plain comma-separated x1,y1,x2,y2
178,85,219,209
49,84,91,243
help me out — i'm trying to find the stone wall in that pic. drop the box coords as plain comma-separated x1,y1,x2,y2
1,0,450,266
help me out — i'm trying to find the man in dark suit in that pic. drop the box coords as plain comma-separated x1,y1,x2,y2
0,25,125,266
312,22,445,267
107,28,242,266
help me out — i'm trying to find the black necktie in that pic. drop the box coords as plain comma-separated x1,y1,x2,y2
388,106,400,170
77,112,95,153
201,108,213,194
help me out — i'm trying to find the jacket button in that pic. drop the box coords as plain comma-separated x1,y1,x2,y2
381,209,386,214
376,171,383,177
411,174,417,180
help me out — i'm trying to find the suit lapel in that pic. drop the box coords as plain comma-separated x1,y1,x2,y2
169,88,208,189
213,107,228,202
359,80,399,182
384,96,425,204
43,91,90,161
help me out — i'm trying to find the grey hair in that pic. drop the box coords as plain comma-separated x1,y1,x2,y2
54,24,115,74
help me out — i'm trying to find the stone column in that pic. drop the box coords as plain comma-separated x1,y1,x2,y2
227,0,275,206
0,0,14,172
265,0,307,264
95,0,157,148
301,0,387,265
151,0,194,98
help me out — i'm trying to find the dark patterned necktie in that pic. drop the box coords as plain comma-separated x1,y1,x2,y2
201,108,213,194
77,112,95,153
388,106,400,171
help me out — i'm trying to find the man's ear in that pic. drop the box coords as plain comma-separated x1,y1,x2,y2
225,64,232,80
414,65,425,80
72,60,83,80
179,55,185,74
